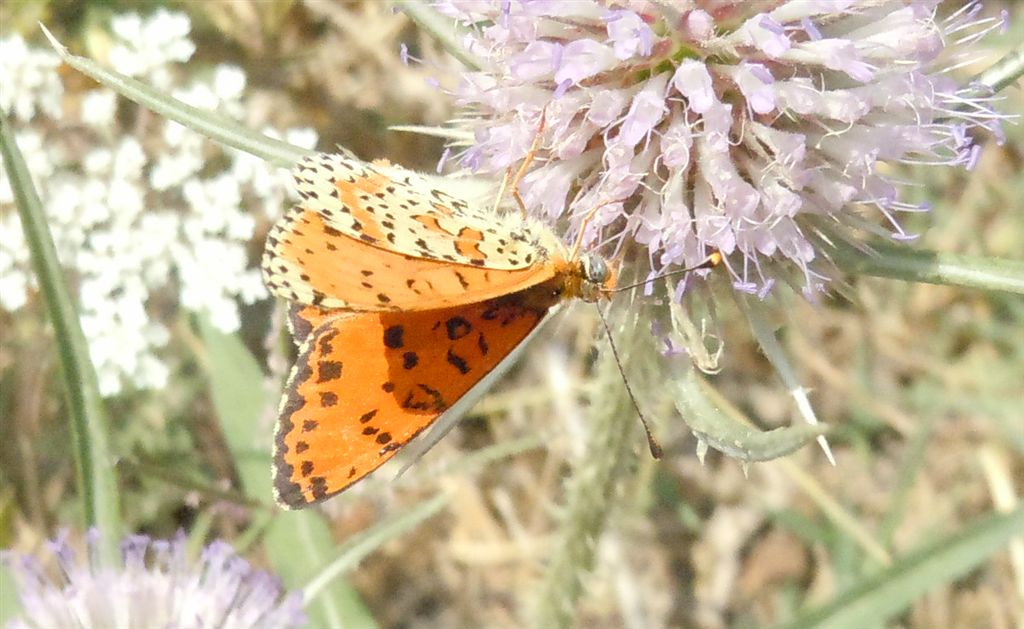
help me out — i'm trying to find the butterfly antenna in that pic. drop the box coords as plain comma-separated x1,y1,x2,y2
609,251,723,294
597,306,663,459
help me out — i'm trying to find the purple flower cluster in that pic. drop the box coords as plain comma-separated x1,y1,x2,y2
2,530,305,628
438,0,1006,297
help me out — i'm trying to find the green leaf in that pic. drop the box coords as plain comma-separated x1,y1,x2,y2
778,506,1024,629
829,237,1024,294
39,24,310,168
674,368,828,462
194,316,269,492
0,563,21,623
392,1,482,70
740,295,833,462
1,113,121,563
301,493,449,604
266,512,378,629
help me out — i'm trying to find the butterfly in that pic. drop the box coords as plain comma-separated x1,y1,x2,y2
261,152,615,509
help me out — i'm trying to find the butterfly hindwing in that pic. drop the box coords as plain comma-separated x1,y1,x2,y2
287,304,334,346
273,296,551,508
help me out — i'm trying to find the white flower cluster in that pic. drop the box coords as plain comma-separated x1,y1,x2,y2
0,10,317,395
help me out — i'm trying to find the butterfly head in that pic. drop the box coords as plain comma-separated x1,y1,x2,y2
575,252,616,303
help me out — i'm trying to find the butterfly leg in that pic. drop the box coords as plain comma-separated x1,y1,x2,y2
491,107,548,218
568,200,620,261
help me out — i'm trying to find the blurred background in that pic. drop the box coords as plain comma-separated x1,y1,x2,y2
1,1,1021,627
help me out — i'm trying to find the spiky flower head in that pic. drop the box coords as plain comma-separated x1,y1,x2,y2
2,530,305,628
439,0,1006,298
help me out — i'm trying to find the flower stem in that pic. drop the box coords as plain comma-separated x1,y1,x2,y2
0,113,122,563
531,310,639,628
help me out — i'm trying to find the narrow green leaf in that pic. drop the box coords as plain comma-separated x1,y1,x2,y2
0,564,21,622
0,113,122,563
39,24,310,168
266,513,378,629
739,295,834,463
302,493,449,603
674,368,828,462
968,41,1024,97
779,506,1024,629
878,418,937,549
196,318,373,629
829,237,1024,294
392,1,483,70
194,316,269,492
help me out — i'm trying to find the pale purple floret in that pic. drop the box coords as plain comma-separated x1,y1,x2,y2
436,0,1006,299
605,9,654,60
2,529,306,628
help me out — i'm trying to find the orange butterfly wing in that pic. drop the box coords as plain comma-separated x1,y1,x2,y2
273,295,551,508
264,207,558,312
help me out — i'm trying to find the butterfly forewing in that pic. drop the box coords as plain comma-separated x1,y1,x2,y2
263,207,557,312
292,154,541,269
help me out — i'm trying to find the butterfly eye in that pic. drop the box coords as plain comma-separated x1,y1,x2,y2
582,254,609,285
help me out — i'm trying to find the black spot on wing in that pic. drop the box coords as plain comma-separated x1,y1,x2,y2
319,391,338,407
317,360,342,382
310,476,329,501
446,349,470,375
403,351,419,369
445,316,472,340
383,325,404,349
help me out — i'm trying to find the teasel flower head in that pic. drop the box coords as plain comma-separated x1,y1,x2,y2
437,0,1007,298
2,530,305,628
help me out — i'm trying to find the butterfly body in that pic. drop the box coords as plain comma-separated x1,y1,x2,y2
263,153,612,508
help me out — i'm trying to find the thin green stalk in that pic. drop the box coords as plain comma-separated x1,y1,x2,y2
877,418,937,550
829,238,1024,294
1,114,122,563
530,311,640,628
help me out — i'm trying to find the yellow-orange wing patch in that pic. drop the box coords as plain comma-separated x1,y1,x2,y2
263,207,558,312
273,296,550,508
292,153,545,269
